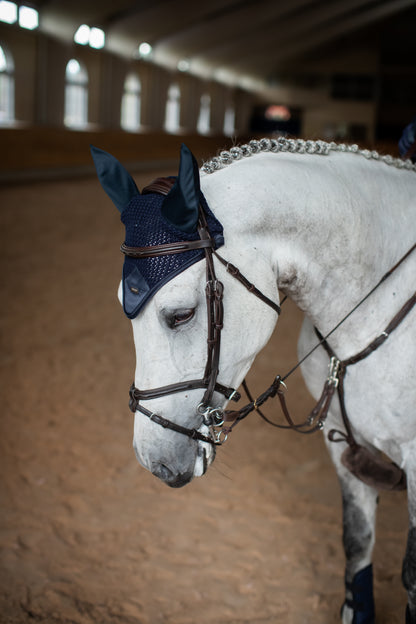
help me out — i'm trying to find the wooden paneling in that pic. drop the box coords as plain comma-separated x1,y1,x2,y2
0,127,234,182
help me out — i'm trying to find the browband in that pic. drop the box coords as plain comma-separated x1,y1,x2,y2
120,238,215,258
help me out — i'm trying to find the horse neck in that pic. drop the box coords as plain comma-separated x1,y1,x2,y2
203,151,416,356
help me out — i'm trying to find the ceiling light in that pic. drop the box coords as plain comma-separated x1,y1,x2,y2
0,1,17,24
74,24,90,45
138,42,152,57
19,6,38,30
177,59,190,72
89,27,105,49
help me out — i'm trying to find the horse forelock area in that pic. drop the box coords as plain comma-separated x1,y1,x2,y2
201,137,416,176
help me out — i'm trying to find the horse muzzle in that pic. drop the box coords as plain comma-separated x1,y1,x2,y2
150,461,195,488
133,417,215,487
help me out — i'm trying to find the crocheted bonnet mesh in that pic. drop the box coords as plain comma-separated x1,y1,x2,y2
91,144,224,319
121,190,224,318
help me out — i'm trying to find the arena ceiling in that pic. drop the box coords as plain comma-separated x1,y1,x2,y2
37,0,416,95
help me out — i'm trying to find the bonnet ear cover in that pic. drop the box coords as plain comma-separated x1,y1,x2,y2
90,145,140,212
161,143,200,233
399,117,416,162
92,143,224,319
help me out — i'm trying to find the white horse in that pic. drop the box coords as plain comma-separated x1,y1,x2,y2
92,138,416,623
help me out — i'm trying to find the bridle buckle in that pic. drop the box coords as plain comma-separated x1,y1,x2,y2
327,356,341,388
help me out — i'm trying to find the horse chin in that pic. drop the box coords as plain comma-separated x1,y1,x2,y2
132,437,215,488
162,471,195,489
159,443,216,488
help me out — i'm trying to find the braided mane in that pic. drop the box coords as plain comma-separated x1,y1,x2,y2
201,137,416,175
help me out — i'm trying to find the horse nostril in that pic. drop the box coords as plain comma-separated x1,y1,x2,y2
150,462,193,488
151,462,175,481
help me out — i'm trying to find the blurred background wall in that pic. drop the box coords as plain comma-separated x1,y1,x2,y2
0,0,415,182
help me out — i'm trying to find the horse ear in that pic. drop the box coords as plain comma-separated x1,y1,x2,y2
161,143,200,233
90,145,140,213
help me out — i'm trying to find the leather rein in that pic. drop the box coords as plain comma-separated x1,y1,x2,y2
124,177,416,465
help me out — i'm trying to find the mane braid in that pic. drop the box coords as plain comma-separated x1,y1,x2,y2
201,137,416,174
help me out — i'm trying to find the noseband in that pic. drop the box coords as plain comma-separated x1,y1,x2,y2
124,178,281,446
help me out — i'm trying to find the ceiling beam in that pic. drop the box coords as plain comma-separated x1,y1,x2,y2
106,0,246,47
195,0,380,69
266,0,416,71
154,0,317,58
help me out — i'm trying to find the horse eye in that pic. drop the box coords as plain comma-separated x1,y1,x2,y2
167,308,195,328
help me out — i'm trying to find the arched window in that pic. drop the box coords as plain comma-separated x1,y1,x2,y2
223,105,235,137
0,44,14,125
64,59,88,128
197,93,211,135
164,83,180,133
121,74,141,132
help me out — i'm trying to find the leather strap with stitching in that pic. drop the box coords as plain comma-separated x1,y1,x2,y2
129,379,240,402
316,288,416,445
213,251,281,315
133,395,215,445
142,177,176,195
121,239,214,258
223,288,416,441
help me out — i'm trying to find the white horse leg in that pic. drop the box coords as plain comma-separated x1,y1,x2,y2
326,439,378,624
403,527,416,623
402,457,416,623
299,319,378,622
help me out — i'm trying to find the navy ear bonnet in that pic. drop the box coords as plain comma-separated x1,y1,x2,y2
121,191,223,318
399,117,416,162
91,144,224,319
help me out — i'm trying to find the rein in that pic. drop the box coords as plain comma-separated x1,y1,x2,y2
224,242,416,436
219,244,415,492
123,177,416,482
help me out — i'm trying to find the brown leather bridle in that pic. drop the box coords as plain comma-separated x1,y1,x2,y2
123,177,416,478
125,179,281,446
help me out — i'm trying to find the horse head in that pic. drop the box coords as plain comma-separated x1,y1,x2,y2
91,144,279,487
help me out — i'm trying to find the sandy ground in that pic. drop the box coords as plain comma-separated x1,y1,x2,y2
0,172,409,624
